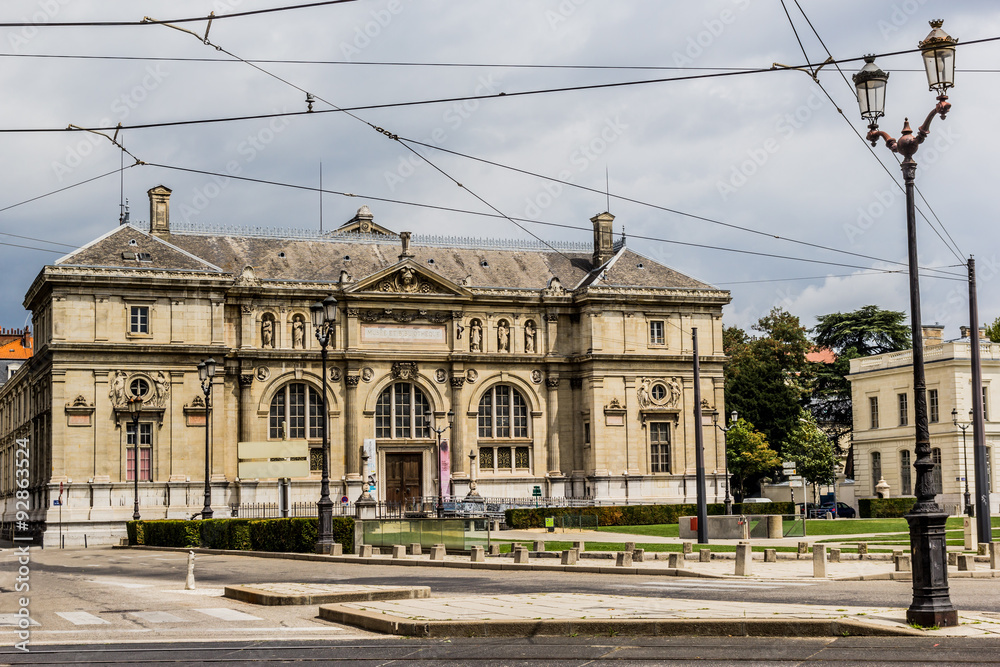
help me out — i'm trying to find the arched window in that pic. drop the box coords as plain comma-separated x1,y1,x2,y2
375,382,431,439
478,384,531,473
269,383,324,439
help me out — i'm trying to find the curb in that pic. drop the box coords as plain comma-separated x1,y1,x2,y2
316,605,926,638
224,584,430,606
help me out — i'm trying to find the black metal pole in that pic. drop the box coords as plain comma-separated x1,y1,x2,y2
317,341,333,548
960,424,972,517
723,431,732,516
969,257,993,542
436,429,443,519
132,411,141,521
900,154,957,627
692,327,708,544
202,378,213,519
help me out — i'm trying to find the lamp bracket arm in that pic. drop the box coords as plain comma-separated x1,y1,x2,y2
866,127,897,150
917,96,951,142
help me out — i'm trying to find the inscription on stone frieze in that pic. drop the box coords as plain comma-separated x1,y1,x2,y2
360,324,446,344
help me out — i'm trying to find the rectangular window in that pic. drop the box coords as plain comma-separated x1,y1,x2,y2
393,382,410,439
497,447,512,470
129,306,149,334
898,393,908,427
584,422,591,447
932,448,943,494
288,383,306,439
869,396,879,429
929,389,939,423
900,450,912,495
477,390,492,438
871,451,882,495
126,422,152,481
269,390,286,438
983,386,990,421
479,447,494,471
495,385,510,438
514,447,530,470
650,422,671,473
649,320,665,346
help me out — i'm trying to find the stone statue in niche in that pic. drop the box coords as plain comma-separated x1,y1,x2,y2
109,370,127,407
153,371,170,407
524,320,536,353
497,320,510,352
470,319,482,352
292,316,305,349
261,317,274,348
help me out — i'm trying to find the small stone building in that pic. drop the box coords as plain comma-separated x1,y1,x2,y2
0,185,730,545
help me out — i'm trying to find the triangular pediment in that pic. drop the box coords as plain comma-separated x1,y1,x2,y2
347,259,470,297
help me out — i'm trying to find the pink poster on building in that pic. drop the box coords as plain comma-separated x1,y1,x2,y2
439,438,450,498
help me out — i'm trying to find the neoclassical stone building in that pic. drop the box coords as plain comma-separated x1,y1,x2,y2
0,186,731,545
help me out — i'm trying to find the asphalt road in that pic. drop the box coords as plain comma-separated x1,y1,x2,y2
4,637,1000,666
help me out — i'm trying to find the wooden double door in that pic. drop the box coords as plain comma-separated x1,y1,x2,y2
384,452,423,505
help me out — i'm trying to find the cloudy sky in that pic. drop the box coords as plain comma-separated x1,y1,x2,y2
1,0,998,338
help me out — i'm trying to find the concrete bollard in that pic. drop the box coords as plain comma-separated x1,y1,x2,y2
510,542,522,552
633,548,645,563
513,547,529,564
573,540,586,552
797,542,808,559
430,544,446,561
767,515,783,539
979,543,988,556
330,543,343,556
561,549,578,565
991,542,999,570
372,547,381,556
392,544,406,559
735,542,752,576
616,551,633,567
682,542,693,555
964,516,978,553
829,548,841,563
763,548,776,563
409,543,422,556
948,551,959,567
857,542,868,559
624,542,636,553
895,553,911,572
470,545,485,563
812,545,828,578
668,552,685,568
185,551,196,590
533,540,545,552
699,549,711,562
488,543,500,556
359,544,373,557
958,554,975,572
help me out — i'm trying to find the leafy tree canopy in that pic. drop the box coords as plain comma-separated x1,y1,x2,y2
725,418,781,501
783,413,837,503
985,316,1000,343
812,305,910,357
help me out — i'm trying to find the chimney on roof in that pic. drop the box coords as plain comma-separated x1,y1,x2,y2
148,185,172,237
399,231,414,261
591,211,615,268
922,324,944,346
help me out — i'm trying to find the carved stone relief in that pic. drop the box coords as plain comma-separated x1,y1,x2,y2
256,366,270,381
637,377,681,409
392,361,417,380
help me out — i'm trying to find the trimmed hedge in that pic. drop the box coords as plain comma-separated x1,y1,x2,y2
859,497,917,518
504,502,794,529
127,516,353,553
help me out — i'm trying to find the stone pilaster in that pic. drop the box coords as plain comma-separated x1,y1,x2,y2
345,373,361,481
449,376,466,477
238,374,254,443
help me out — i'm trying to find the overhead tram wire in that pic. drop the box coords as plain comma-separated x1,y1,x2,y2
142,159,963,280
790,0,966,264
0,1,360,28
4,37,1000,135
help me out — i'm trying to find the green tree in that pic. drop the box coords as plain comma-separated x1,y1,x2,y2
724,307,811,453
985,316,1000,343
782,413,837,505
726,418,781,501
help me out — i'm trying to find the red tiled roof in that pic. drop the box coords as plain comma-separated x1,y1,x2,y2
806,347,836,364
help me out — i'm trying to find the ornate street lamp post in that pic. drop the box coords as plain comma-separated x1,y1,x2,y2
310,295,338,550
852,19,958,627
952,408,974,517
712,409,738,515
429,410,455,518
198,357,217,519
129,396,143,521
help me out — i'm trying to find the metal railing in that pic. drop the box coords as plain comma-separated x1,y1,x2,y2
229,501,356,519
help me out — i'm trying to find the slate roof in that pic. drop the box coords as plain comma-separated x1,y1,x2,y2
54,216,717,292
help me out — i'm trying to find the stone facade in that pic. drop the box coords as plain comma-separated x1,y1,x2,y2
847,329,1000,515
0,186,730,545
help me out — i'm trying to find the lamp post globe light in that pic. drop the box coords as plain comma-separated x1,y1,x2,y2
198,357,217,520
952,408,974,518
712,409,738,515
129,396,143,521
429,410,455,518
311,295,338,550
851,19,958,628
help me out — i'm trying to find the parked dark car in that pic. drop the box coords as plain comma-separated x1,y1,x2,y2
833,502,856,518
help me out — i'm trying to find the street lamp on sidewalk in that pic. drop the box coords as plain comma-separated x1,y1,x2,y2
952,408,974,517
429,410,454,518
852,19,958,628
712,409,737,515
198,357,216,519
129,396,143,521
310,294,338,550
